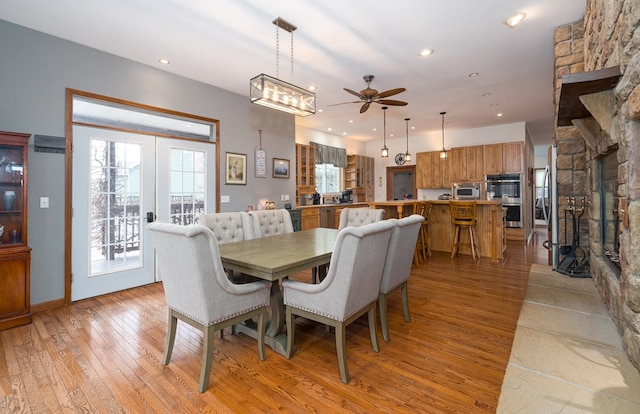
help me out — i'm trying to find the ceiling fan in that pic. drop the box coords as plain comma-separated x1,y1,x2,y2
332,74,407,113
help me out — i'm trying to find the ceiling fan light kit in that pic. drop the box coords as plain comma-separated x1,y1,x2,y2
335,74,407,114
249,17,316,117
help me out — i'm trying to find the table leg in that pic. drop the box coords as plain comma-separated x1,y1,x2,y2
234,280,289,356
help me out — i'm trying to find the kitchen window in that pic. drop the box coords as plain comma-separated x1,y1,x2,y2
315,163,341,193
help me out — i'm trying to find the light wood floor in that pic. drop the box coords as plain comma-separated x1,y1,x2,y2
1,235,548,413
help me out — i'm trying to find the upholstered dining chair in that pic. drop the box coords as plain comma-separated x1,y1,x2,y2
248,209,294,238
195,211,255,243
379,214,424,342
148,223,271,393
337,207,385,230
195,211,257,283
283,220,395,383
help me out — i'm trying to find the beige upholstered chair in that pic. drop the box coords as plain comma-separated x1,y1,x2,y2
283,220,395,383
148,223,271,393
248,209,294,238
195,211,255,242
379,214,424,342
338,207,385,230
195,211,256,283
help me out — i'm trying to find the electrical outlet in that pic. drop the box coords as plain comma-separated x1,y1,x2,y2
40,196,49,208
285,194,289,201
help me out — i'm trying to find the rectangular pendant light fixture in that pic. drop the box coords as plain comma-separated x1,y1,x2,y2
250,73,316,116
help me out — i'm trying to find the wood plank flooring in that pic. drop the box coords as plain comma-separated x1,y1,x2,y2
1,233,549,413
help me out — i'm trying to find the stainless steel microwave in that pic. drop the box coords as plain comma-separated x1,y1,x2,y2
451,182,482,200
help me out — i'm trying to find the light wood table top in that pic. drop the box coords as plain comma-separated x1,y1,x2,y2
218,228,339,281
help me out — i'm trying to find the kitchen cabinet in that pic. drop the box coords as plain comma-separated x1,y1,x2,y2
448,147,466,182
345,154,374,202
416,151,449,189
301,207,319,230
503,141,524,173
483,142,524,175
449,146,484,183
483,144,503,175
0,131,31,331
296,144,316,206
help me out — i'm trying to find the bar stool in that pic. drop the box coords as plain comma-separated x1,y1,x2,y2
412,201,426,266
449,200,479,262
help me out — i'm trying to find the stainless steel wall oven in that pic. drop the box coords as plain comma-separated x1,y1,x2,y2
486,173,523,228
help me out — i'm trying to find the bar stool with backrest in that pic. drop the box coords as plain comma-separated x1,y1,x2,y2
411,202,426,266
449,200,479,262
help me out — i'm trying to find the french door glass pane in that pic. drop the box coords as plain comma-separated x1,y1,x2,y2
89,139,142,275
170,148,205,225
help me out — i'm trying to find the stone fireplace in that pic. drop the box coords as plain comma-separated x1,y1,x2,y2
554,0,640,371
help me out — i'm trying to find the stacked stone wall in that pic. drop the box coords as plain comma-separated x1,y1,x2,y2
555,0,640,371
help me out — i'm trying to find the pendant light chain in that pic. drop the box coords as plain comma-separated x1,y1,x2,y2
290,30,295,83
405,117,411,162
275,24,280,79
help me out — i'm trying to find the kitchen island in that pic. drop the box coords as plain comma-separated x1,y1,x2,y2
368,199,505,262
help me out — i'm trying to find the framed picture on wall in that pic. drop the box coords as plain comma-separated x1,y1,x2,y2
272,158,290,179
225,152,246,185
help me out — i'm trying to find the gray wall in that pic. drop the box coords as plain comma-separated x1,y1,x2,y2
0,20,297,305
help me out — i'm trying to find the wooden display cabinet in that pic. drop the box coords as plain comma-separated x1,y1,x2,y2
345,154,374,202
0,131,32,331
296,144,316,205
416,151,450,189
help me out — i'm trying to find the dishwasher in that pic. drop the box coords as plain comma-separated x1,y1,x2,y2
319,207,335,228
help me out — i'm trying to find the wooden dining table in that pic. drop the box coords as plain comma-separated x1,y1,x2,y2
218,227,339,356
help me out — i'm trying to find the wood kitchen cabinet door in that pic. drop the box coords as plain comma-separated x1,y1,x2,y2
465,145,485,181
416,151,449,189
449,147,466,182
483,144,503,175
503,141,524,173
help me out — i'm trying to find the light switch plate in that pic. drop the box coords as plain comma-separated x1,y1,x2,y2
221,195,230,203
40,196,50,208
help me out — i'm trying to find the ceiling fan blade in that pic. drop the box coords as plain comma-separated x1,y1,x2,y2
376,87,406,99
360,102,371,113
344,88,363,98
327,101,361,107
377,99,408,106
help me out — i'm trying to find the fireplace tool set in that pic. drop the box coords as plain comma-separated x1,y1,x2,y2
557,196,590,278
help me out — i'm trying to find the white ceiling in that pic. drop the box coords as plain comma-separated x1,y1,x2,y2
0,0,586,146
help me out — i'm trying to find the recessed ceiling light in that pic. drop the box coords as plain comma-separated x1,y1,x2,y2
482,92,492,97
342,132,347,136
504,12,526,28
373,128,377,132
158,58,170,65
349,120,353,123
497,113,503,117
419,48,434,57
308,85,317,91
318,109,323,113
468,72,479,77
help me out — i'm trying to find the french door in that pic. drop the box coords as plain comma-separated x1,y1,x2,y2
71,126,215,301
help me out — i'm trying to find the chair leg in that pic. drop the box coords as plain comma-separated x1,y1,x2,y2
285,307,295,359
368,306,380,353
379,293,390,342
198,325,216,393
451,226,460,259
335,322,349,384
162,309,178,365
400,282,411,322
257,309,266,361
468,226,477,262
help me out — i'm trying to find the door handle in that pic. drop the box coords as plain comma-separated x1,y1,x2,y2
146,212,155,223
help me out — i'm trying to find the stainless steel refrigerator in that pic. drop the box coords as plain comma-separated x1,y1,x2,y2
543,145,559,267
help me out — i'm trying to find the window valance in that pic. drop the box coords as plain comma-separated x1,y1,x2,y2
310,142,347,168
